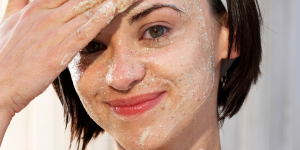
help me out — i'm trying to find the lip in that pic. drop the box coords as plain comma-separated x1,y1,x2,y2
105,92,166,116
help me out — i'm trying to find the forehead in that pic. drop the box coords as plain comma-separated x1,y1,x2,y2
126,0,207,14
100,0,213,38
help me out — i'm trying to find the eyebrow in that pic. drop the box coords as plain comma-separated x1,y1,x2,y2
129,3,185,25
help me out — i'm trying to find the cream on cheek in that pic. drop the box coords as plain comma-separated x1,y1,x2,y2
69,53,115,131
139,1,216,147
68,54,100,122
146,4,215,149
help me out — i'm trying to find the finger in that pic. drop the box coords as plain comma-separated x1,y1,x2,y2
33,0,69,9
52,0,106,23
49,0,139,42
114,0,138,13
3,0,28,21
56,1,117,67
56,0,138,23
46,0,116,46
29,1,109,50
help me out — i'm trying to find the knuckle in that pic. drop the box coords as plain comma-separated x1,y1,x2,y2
84,10,95,20
74,27,87,41
22,7,35,18
22,2,41,17
39,0,59,9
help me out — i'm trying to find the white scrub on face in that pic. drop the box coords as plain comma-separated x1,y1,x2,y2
68,0,219,149
108,2,216,149
154,0,216,143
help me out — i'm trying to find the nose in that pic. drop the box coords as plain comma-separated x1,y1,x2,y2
105,54,146,91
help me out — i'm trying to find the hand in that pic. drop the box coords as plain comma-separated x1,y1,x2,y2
0,0,138,146
0,0,134,118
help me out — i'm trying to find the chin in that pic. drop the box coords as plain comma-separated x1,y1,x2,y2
116,136,168,150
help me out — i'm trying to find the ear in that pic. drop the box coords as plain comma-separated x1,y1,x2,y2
218,18,240,60
217,15,240,78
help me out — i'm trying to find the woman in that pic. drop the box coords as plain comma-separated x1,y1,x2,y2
0,0,262,149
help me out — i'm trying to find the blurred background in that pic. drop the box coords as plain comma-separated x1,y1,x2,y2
0,0,299,150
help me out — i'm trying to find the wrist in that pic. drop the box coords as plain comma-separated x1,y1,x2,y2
0,91,15,120
0,104,14,121
0,94,13,147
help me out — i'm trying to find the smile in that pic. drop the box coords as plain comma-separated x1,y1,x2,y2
105,91,166,116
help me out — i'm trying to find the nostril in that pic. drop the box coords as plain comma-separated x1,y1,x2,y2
127,80,141,90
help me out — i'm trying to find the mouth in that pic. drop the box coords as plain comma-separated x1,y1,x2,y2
105,91,166,116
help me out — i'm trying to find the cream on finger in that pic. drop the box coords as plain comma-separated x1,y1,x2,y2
73,0,139,14
115,0,138,13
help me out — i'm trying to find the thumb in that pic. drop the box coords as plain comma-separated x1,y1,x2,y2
2,0,28,21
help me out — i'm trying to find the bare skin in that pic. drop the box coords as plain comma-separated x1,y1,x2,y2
0,0,137,146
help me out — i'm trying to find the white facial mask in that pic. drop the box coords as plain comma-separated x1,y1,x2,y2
68,0,218,149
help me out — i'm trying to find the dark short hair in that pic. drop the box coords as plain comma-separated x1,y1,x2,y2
52,0,262,149
208,0,262,125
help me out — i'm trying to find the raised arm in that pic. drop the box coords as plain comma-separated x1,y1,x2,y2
0,0,136,146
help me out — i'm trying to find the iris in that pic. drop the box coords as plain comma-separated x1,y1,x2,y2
149,26,165,38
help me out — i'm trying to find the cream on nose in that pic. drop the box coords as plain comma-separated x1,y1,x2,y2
105,55,146,91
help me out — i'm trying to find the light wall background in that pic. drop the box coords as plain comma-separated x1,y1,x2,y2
0,0,299,150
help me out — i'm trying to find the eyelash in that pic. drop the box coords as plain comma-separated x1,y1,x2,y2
81,25,172,54
141,25,172,43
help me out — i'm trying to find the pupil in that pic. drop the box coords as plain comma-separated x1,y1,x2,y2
86,41,106,53
150,26,164,38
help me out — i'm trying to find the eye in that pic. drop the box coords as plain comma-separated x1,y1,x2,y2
82,41,107,53
143,25,168,39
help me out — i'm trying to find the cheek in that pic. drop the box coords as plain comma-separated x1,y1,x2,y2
69,52,109,93
68,53,109,117
147,22,215,90
154,42,214,95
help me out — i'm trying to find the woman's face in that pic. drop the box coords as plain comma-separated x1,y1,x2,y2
69,0,223,149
